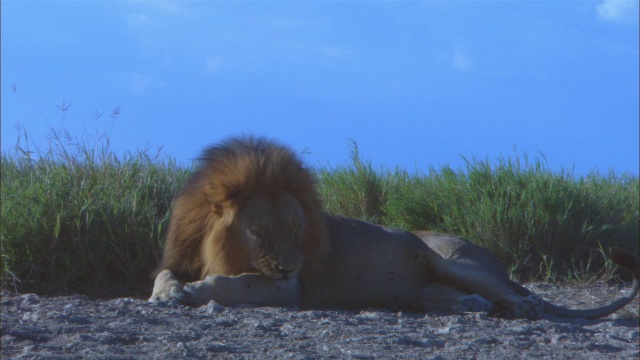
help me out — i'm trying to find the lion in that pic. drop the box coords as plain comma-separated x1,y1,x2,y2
150,136,639,320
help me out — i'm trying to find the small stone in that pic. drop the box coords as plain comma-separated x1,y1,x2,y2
20,293,40,305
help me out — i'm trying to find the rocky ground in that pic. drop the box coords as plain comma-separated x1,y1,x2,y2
1,283,638,359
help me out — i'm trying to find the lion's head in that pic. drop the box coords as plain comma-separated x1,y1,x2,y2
228,193,305,279
155,136,330,282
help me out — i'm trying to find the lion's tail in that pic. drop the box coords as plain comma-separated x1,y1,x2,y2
512,251,639,319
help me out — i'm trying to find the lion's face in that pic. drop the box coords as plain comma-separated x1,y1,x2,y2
235,194,305,280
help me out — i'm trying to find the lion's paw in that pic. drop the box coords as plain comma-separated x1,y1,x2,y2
452,294,495,314
148,269,186,303
512,294,544,320
182,276,219,307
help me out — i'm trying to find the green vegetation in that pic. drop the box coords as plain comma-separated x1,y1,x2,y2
2,136,638,297
1,131,189,297
319,145,639,283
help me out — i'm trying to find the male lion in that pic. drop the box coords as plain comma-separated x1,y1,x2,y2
150,136,639,320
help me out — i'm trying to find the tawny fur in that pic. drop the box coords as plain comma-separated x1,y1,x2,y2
154,136,330,282
151,135,639,320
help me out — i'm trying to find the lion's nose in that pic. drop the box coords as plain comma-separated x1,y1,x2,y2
275,265,295,277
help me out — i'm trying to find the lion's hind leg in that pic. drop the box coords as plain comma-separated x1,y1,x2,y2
430,259,544,319
503,294,544,320
454,294,495,313
415,283,495,314
418,233,545,319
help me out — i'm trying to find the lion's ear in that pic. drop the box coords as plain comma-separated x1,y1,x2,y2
204,184,240,218
203,184,215,199
204,184,224,217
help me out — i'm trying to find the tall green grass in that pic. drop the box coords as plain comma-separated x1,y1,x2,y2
319,149,639,283
1,131,189,297
2,136,638,297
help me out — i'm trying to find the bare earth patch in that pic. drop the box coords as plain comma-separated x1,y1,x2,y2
1,283,638,359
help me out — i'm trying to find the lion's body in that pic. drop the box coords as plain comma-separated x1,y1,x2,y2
303,215,434,309
150,136,638,320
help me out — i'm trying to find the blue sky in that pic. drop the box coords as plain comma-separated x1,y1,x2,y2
2,1,638,176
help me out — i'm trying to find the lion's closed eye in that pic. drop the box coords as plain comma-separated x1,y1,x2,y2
247,229,263,239
292,226,303,242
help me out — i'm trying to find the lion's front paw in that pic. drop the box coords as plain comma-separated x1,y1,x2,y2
149,269,186,303
182,275,221,307
452,294,495,314
512,294,544,320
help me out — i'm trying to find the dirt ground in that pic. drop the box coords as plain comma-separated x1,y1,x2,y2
1,283,638,359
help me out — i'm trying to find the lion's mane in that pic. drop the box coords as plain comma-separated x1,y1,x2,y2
154,136,330,282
